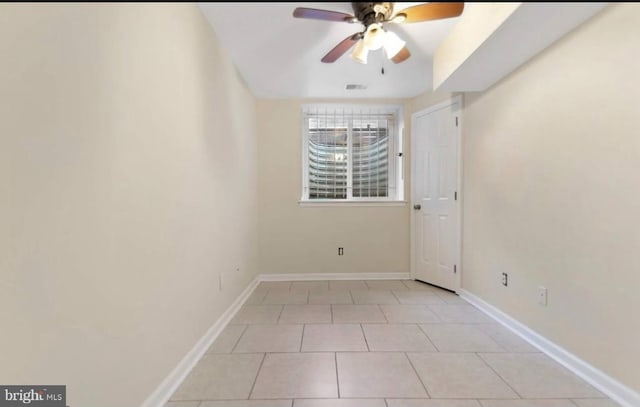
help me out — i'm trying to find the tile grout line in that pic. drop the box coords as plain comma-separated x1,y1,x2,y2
334,352,340,398
479,325,528,353
390,289,402,304
247,352,267,400
475,351,524,399
258,288,269,305
259,288,269,304
276,304,285,323
360,323,371,352
252,288,266,305
348,289,355,305
377,304,389,323
229,324,250,354
404,351,432,398
425,303,444,323
408,321,435,351
300,324,305,352
416,323,441,352
485,329,509,353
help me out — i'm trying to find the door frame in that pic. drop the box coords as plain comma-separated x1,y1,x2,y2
410,95,463,291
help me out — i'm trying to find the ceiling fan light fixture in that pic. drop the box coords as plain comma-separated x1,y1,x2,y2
350,40,368,64
383,30,406,60
363,23,385,51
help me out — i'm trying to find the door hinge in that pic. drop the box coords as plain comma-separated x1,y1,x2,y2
454,264,457,274
454,191,458,201
455,116,459,127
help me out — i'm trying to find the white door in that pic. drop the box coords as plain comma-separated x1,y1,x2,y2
411,98,461,292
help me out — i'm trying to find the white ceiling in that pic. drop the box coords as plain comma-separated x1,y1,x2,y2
198,2,609,100
198,2,462,99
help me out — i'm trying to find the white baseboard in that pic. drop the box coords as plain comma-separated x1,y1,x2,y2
258,272,411,281
141,277,259,407
459,289,640,407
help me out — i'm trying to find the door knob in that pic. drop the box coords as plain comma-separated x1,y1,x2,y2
413,204,421,210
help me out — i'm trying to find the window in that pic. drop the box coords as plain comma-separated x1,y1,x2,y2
301,105,404,203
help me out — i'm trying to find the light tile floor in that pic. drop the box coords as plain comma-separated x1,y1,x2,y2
166,280,620,407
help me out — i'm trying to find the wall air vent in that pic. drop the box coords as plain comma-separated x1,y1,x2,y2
345,84,368,90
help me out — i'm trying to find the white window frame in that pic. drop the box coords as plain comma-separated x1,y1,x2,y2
300,103,405,206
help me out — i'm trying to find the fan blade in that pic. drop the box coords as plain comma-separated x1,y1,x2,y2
395,3,464,23
391,46,411,64
321,34,360,63
293,7,355,22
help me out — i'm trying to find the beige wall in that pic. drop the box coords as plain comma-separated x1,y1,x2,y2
462,3,640,391
0,4,258,407
257,99,410,276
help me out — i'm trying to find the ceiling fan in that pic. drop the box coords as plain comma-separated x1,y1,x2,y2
293,2,464,64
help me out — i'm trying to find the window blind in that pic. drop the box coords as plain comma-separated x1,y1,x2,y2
302,106,398,201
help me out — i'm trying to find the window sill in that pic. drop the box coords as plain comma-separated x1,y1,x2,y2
298,200,407,207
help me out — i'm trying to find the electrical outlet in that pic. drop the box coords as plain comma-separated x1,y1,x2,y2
538,286,548,306
338,247,344,256
501,273,508,287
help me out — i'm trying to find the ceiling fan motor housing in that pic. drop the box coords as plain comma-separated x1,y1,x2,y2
351,2,394,27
